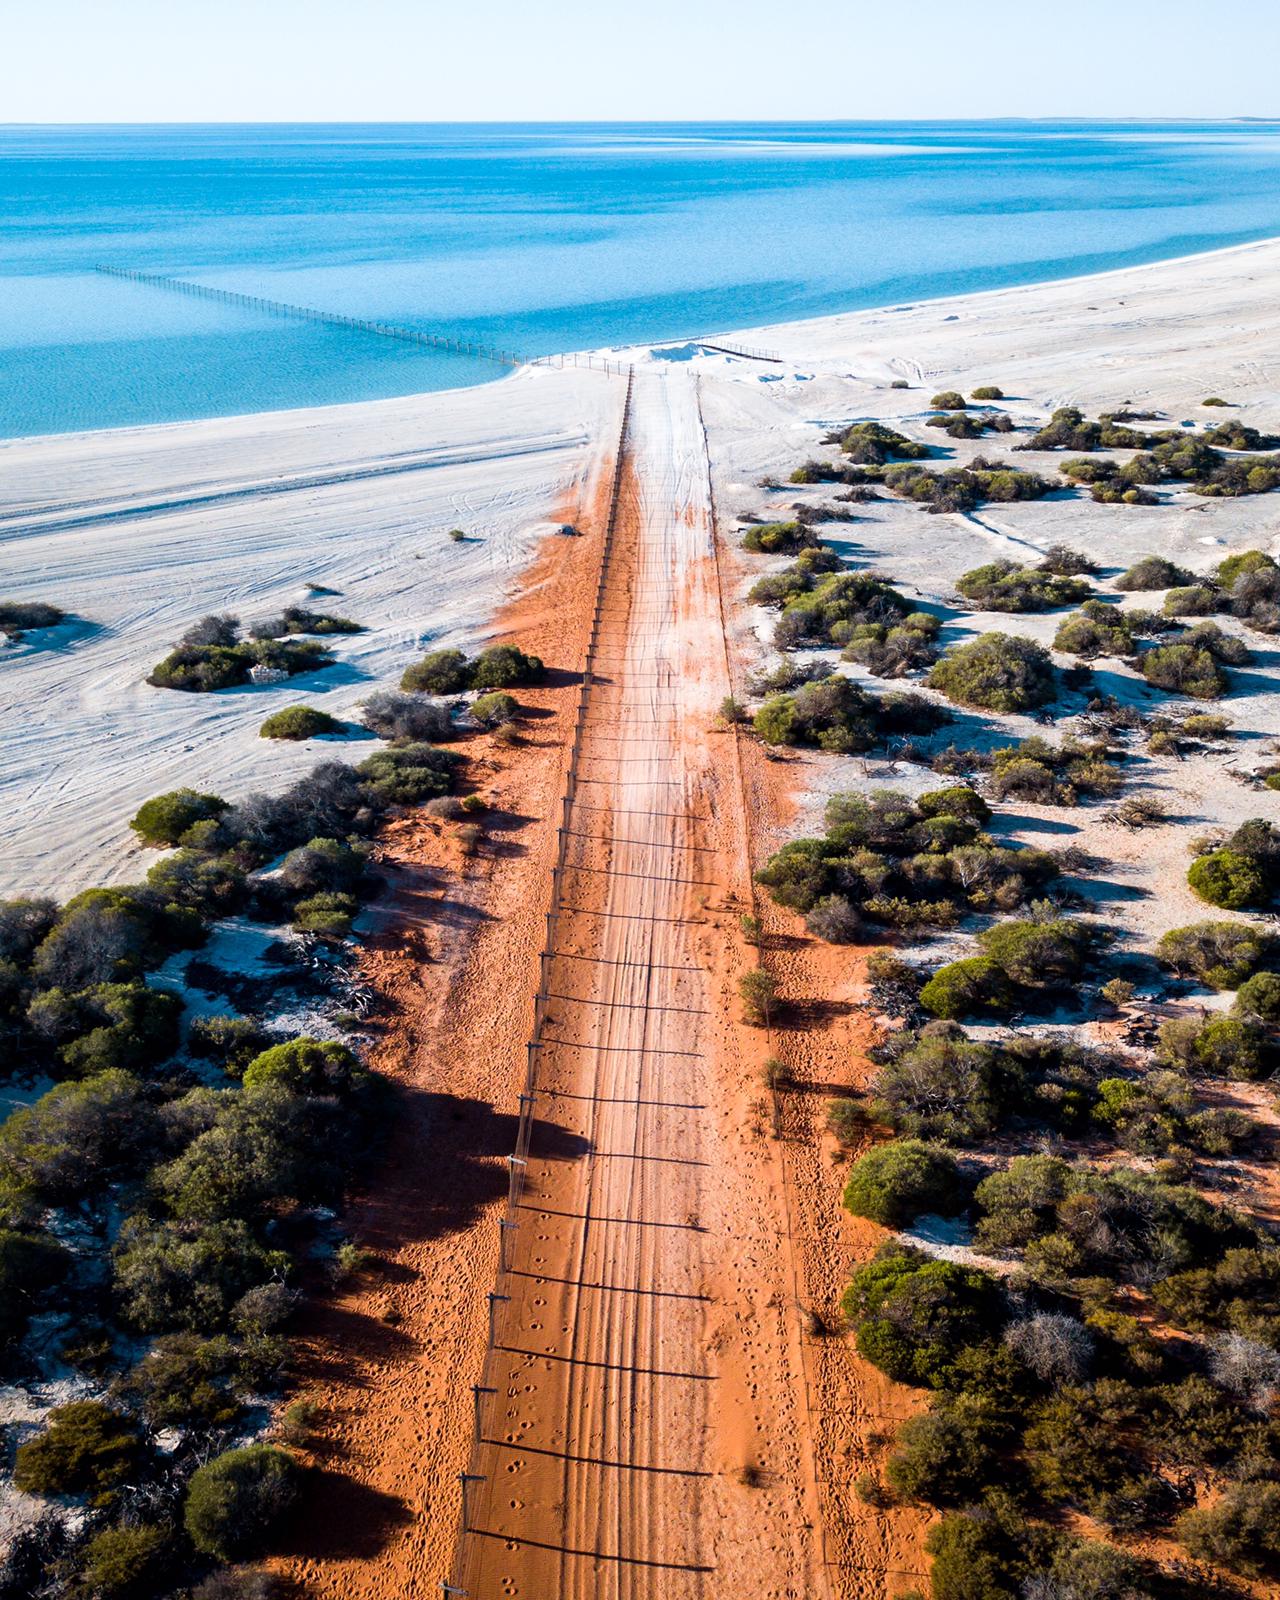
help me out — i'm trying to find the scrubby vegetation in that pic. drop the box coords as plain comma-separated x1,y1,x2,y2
258,705,341,740
1186,819,1280,911
751,677,947,754
0,599,67,640
955,559,1090,613
148,613,340,692
756,787,1065,935
400,643,543,694
927,633,1055,713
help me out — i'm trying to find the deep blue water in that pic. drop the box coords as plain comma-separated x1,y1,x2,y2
5,121,1280,438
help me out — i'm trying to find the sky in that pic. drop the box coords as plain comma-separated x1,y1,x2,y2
6,0,1280,123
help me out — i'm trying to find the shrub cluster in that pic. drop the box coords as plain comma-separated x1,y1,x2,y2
840,612,941,677
149,614,341,692
752,566,913,651
740,520,821,554
751,676,947,754
756,787,1061,935
927,632,1056,713
1186,818,1280,911
400,643,543,694
919,915,1098,1019
956,559,1091,613
986,734,1124,805
927,411,1015,440
0,599,66,639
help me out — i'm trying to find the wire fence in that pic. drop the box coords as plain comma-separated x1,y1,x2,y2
440,366,634,1597
93,264,633,375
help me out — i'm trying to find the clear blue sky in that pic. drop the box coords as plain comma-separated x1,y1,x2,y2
8,0,1280,122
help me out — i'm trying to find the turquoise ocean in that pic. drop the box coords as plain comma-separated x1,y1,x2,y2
4,121,1280,439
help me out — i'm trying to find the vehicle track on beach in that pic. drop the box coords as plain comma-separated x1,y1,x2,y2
455,370,823,1599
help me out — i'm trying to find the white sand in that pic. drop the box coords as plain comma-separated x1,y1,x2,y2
0,367,614,898
4,235,1280,920
660,236,1280,962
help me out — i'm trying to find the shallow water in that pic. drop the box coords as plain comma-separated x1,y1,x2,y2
4,120,1280,438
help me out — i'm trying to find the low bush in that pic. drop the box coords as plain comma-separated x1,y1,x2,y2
1053,600,1135,658
836,421,930,464
0,599,65,638
987,734,1123,805
72,1521,173,1597
971,386,1004,401
841,1243,1005,1387
1178,1481,1280,1576
804,894,862,943
1188,848,1268,910
1156,920,1275,989
956,560,1090,613
927,633,1055,713
741,520,817,554
400,647,470,694
259,705,341,740
882,458,1054,514
886,1394,1005,1505
930,391,967,410
842,1140,966,1227
149,620,334,690
360,690,455,742
840,612,940,677
471,691,520,727
756,787,1056,936
130,788,228,847
183,1444,300,1560
356,742,458,805
1115,555,1196,591
1140,642,1228,699
13,1401,141,1506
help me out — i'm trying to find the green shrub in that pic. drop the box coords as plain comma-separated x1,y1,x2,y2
400,647,471,694
73,1521,173,1596
1162,584,1219,617
1156,920,1275,988
1188,848,1268,909
919,958,1013,1020
738,968,776,1024
885,1394,1004,1503
841,1244,1004,1386
1053,601,1133,658
1115,555,1195,591
0,600,66,638
925,1508,1028,1600
1178,1481,1280,1576
956,560,1090,613
841,613,940,677
930,391,966,410
882,459,1052,514
842,1140,965,1227
1141,642,1227,699
1217,549,1278,589
183,1444,300,1559
837,421,930,464
471,691,519,727
971,386,1004,401
927,633,1055,713
1234,970,1280,1021
114,1217,291,1332
470,644,543,690
740,520,814,553
0,1227,69,1348
259,705,341,740
13,1401,141,1505
356,742,457,804
291,891,359,936
976,918,1091,987
130,788,228,846
242,1036,361,1097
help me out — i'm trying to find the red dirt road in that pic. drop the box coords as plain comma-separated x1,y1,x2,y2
455,372,825,1599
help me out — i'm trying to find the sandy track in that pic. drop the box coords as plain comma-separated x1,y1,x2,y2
455,371,823,1598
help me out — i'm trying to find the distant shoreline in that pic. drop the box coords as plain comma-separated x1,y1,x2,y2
8,228,1280,449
